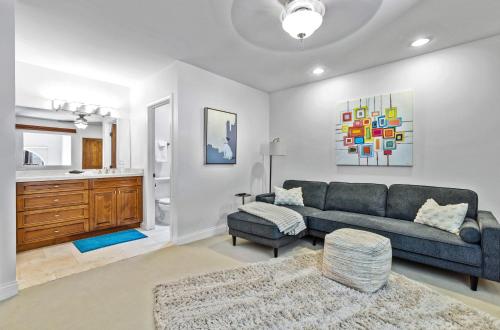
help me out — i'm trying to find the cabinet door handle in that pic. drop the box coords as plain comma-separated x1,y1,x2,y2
54,230,60,233
53,199,59,202
54,214,60,217
54,185,60,188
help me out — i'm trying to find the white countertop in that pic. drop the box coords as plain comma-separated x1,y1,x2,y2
16,169,144,182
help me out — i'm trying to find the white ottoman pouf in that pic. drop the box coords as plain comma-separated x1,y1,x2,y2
322,228,392,293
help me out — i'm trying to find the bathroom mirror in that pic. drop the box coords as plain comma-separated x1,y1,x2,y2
15,106,125,170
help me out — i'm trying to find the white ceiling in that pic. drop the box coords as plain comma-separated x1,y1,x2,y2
16,0,500,92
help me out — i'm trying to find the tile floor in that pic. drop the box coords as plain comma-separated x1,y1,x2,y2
16,225,171,289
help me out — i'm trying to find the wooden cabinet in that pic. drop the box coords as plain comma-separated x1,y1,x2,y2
90,188,117,230
117,186,142,225
16,176,143,252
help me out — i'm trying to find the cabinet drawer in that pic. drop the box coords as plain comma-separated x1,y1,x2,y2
17,220,89,245
90,177,142,189
17,191,89,211
17,180,89,195
17,205,89,228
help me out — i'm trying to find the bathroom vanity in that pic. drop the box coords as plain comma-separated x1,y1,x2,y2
16,170,143,252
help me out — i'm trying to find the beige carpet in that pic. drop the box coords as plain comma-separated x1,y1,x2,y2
153,251,499,329
0,235,499,330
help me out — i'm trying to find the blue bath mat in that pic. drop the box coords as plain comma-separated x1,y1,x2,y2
73,229,147,253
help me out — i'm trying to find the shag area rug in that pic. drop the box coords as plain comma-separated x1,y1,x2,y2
153,252,500,329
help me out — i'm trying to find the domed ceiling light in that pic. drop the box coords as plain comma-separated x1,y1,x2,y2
74,114,88,130
281,0,326,40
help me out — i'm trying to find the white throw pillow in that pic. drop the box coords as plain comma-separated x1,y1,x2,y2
414,198,468,234
274,187,304,206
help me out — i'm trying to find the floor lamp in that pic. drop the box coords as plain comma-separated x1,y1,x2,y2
269,138,287,193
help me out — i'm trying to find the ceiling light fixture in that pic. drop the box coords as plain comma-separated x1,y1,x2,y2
51,99,116,118
74,114,88,130
411,37,431,47
68,102,83,112
52,99,66,110
281,0,325,40
84,104,99,114
313,67,325,75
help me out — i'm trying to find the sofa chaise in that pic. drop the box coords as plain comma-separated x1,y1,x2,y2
227,180,500,290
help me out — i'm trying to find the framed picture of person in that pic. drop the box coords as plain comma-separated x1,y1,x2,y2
204,107,237,164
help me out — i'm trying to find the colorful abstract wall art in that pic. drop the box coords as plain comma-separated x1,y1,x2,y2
335,91,413,166
204,107,237,164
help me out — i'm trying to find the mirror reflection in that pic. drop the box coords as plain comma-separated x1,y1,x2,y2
15,106,118,170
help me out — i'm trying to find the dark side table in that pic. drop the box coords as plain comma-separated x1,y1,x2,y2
235,193,251,205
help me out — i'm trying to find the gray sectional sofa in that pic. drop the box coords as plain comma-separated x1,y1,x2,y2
227,180,500,290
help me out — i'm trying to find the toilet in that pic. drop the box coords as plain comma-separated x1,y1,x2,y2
155,197,171,225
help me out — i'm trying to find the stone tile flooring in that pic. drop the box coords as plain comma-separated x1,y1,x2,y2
16,225,171,289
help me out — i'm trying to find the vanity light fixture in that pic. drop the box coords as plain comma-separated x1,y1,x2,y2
84,104,99,114
411,37,431,47
281,0,326,40
52,99,66,110
51,99,116,118
68,102,83,112
99,107,111,116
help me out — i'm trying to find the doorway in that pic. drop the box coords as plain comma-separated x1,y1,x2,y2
146,96,174,243
82,138,103,169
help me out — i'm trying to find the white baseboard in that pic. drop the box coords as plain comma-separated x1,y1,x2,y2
174,224,227,245
0,280,18,301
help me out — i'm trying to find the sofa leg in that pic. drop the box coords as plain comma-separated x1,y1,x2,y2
470,276,479,291
232,235,236,246
273,248,278,258
312,237,317,246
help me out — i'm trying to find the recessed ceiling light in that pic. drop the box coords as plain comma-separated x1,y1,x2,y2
411,38,431,47
313,67,325,75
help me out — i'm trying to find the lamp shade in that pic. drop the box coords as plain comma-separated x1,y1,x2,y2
270,138,287,156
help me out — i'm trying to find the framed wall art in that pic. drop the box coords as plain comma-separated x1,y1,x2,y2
204,107,237,164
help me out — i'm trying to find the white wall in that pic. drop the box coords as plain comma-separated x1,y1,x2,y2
174,62,269,240
130,62,270,241
130,63,178,231
270,35,500,217
0,0,17,301
16,62,132,167
15,116,103,169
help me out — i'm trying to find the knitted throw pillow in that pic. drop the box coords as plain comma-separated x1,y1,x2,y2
274,187,304,206
414,198,468,234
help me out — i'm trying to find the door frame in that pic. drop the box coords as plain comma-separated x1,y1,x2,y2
145,95,176,242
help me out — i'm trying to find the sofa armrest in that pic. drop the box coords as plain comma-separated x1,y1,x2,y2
477,210,500,281
256,193,275,204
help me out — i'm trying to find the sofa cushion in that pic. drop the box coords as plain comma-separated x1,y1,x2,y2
308,211,482,267
227,206,319,240
256,193,275,204
459,218,481,244
386,184,478,221
283,180,328,210
324,182,388,217
282,205,322,218
228,211,286,240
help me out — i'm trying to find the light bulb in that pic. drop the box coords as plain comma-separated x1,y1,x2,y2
411,38,431,47
313,67,325,75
